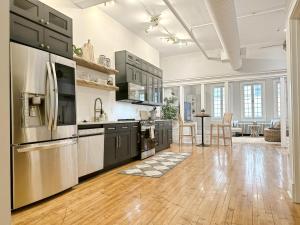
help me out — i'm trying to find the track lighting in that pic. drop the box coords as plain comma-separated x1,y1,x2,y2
145,15,160,33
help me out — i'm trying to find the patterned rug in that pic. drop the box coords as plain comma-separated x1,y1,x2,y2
120,152,191,178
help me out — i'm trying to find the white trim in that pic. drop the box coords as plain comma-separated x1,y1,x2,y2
211,84,225,120
240,81,266,121
273,79,281,119
164,70,287,87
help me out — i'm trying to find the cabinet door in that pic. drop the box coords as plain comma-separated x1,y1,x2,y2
147,75,154,104
104,132,117,168
10,0,43,24
167,128,173,145
44,29,73,58
153,77,159,105
10,13,44,50
126,64,135,83
135,68,143,85
163,127,169,148
42,6,72,37
130,125,139,158
117,131,131,162
158,79,163,104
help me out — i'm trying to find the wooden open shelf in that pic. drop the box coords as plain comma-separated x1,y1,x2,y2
76,79,119,91
74,56,119,75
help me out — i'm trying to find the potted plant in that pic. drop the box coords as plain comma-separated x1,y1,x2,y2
161,93,178,120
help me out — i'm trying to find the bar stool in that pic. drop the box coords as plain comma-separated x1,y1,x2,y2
178,114,197,145
210,113,233,146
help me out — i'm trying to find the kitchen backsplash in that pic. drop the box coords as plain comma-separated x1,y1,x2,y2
76,67,156,122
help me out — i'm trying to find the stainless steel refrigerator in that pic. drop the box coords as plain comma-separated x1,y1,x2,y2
10,42,78,209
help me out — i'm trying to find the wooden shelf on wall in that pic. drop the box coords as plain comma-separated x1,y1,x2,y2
76,79,119,91
74,56,119,75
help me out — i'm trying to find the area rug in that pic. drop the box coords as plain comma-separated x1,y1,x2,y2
120,152,191,178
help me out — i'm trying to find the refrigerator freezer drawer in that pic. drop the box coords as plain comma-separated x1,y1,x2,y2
12,139,78,209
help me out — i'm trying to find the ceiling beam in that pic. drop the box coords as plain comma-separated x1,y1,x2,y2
161,0,220,61
72,0,111,9
191,7,286,30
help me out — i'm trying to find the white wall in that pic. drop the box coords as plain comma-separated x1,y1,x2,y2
40,0,160,121
0,0,11,224
161,47,286,82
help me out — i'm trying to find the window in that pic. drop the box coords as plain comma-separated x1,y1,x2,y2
276,82,281,118
242,83,263,119
213,86,224,118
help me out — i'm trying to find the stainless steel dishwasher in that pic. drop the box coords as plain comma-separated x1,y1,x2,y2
78,128,105,177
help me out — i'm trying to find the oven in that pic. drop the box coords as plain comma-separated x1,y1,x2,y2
140,121,156,159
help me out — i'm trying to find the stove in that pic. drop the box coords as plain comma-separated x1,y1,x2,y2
140,120,156,159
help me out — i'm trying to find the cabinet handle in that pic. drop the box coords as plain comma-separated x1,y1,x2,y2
45,21,50,25
108,127,116,130
46,45,50,50
40,19,45,23
40,43,45,48
132,126,138,128
122,127,128,129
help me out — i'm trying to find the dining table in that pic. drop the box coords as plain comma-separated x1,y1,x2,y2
195,113,211,147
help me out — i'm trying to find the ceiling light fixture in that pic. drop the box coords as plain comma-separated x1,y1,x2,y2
103,0,115,6
145,15,160,33
161,35,191,46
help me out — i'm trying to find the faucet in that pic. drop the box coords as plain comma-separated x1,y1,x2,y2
94,97,103,121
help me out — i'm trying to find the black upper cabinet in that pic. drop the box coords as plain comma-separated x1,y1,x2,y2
10,0,43,23
43,7,72,37
44,29,73,58
10,13,44,50
11,0,72,37
115,50,163,106
10,14,73,58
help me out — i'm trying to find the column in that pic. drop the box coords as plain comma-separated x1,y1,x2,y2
280,77,288,148
200,83,206,110
179,85,185,120
224,81,229,113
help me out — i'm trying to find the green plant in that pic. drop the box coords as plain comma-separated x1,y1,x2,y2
161,94,178,120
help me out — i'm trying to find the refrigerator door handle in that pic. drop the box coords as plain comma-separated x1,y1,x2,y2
51,62,59,131
15,139,77,153
46,62,54,130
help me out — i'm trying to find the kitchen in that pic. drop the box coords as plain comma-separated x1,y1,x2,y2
9,0,172,210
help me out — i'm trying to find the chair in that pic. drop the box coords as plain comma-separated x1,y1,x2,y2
210,113,233,146
178,114,197,145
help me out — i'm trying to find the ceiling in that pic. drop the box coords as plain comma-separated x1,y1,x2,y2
99,0,287,57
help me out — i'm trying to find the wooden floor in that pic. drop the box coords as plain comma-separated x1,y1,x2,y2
12,143,300,225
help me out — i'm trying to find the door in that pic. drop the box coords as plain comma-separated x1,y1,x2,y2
42,6,72,37
10,42,52,145
104,132,117,168
12,138,78,209
50,54,77,140
44,29,73,58
117,131,131,162
10,13,44,50
10,0,44,24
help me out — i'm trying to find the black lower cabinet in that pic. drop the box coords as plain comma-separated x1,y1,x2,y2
155,121,172,152
104,132,117,168
116,131,131,162
104,123,139,169
130,124,140,158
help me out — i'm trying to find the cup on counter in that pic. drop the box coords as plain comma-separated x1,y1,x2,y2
98,55,106,65
105,58,111,68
